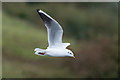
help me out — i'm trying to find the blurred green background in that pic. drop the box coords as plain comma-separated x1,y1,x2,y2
2,2,118,78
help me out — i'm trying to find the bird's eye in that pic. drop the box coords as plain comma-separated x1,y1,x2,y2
68,52,72,54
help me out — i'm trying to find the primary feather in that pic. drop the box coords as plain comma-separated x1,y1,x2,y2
37,9,70,48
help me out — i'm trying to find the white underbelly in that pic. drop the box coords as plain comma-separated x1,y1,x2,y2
45,48,66,57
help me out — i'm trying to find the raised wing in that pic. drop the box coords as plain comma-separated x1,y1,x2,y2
37,9,64,47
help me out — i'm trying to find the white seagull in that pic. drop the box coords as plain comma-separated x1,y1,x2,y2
34,9,75,58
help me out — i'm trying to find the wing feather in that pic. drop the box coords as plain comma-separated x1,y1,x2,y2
37,9,70,48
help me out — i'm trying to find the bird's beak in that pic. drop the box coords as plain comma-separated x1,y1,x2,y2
72,56,75,58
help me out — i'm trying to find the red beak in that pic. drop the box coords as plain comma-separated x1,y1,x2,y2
72,56,75,58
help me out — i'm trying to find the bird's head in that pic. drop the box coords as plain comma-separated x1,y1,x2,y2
65,49,75,58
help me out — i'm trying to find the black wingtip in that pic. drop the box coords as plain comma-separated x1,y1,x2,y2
37,9,40,13
36,9,52,24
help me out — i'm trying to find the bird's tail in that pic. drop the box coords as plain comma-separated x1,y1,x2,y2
34,48,46,56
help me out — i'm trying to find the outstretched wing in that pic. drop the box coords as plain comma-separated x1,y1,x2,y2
37,9,70,48
37,10,63,46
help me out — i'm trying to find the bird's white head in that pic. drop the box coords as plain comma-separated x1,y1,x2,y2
65,49,75,58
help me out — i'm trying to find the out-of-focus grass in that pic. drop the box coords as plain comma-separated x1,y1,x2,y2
3,56,75,78
2,2,118,78
2,12,77,60
2,12,78,78
3,12,47,60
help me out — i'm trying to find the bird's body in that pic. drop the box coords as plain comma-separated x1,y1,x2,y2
34,9,75,58
46,48,69,57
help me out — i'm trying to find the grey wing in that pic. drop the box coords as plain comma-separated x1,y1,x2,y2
37,9,63,47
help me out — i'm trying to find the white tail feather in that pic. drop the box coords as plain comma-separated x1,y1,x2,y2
34,48,46,56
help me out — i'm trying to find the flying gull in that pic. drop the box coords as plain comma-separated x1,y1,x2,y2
34,9,75,58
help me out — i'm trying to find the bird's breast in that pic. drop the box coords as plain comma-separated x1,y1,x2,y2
45,48,66,57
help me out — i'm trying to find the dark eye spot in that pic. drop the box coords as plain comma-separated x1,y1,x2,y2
68,52,72,54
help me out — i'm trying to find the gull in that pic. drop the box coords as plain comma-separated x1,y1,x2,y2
34,9,75,58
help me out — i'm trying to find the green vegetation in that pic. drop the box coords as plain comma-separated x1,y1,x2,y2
2,2,118,78
2,12,78,78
